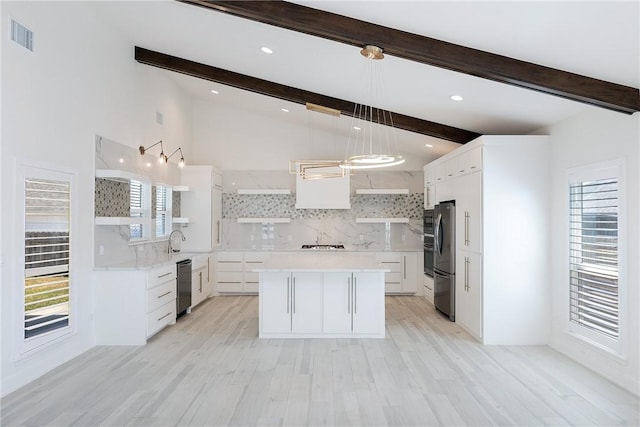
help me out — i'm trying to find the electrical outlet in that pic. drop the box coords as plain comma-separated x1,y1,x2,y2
359,234,364,241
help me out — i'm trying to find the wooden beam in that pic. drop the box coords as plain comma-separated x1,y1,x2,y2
134,47,481,143
179,0,640,115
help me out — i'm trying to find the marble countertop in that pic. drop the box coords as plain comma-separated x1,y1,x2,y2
219,246,422,253
253,253,390,272
94,251,209,271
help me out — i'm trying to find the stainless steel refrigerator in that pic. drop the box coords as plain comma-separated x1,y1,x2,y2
434,201,455,321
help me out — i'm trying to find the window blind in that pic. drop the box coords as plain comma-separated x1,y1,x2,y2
24,178,70,339
569,177,619,339
156,185,168,237
130,179,144,239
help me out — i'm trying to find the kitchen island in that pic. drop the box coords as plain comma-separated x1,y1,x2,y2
254,253,389,338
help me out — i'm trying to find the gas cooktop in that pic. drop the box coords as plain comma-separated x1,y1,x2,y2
301,244,345,250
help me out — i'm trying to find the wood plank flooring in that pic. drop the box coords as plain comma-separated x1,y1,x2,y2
2,296,638,426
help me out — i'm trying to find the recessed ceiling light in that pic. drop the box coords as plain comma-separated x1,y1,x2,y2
450,95,464,101
281,108,289,113
261,46,273,54
119,157,124,163
353,126,361,131
210,89,219,94
425,144,433,148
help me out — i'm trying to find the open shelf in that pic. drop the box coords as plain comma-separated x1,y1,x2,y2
237,189,291,195
172,217,190,224
95,169,149,183
173,185,190,192
237,218,291,223
95,217,151,226
355,189,409,195
355,218,410,224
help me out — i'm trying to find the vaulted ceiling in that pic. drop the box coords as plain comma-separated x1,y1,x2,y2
95,1,639,159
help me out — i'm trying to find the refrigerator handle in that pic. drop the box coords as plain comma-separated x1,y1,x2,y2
435,213,443,255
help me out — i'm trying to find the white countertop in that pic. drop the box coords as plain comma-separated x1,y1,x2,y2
94,251,208,271
253,253,390,272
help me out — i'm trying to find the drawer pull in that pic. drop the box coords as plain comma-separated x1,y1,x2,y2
157,291,172,299
157,272,172,278
157,312,172,321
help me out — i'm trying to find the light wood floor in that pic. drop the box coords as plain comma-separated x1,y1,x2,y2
2,296,638,426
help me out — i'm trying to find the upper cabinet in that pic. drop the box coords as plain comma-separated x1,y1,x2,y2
295,165,350,209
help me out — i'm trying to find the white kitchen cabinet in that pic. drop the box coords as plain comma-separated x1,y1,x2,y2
215,251,271,294
323,272,384,334
215,251,244,293
375,252,418,294
94,263,176,345
456,251,482,339
424,274,434,304
191,254,210,308
455,171,482,254
260,271,323,334
180,166,223,252
425,135,550,345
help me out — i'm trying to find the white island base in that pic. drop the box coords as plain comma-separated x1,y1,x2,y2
255,254,388,339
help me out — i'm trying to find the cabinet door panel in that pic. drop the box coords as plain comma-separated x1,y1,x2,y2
291,272,323,333
401,253,418,293
352,272,385,333
323,272,352,333
456,251,482,339
261,272,291,333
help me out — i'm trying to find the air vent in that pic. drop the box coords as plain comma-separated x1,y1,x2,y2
11,19,33,51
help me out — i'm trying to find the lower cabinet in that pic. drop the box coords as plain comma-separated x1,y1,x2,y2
424,274,434,304
456,250,482,339
323,272,384,334
375,252,419,294
260,272,323,334
259,270,385,338
95,264,176,345
215,251,272,294
191,254,211,308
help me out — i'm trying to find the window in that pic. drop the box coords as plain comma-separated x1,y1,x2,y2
18,164,76,355
155,184,172,239
568,161,625,353
129,179,149,241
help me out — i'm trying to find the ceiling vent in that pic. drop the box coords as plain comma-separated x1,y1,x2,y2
11,19,33,51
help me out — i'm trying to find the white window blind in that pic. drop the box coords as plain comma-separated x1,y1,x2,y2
155,185,171,238
569,176,619,340
130,179,144,240
24,178,70,339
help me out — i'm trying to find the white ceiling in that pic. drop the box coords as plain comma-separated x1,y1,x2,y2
93,0,639,161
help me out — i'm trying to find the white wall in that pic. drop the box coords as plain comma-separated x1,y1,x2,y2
540,109,639,394
1,2,192,396
190,98,436,171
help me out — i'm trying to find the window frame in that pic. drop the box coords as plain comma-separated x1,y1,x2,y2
14,161,78,358
566,159,627,357
154,183,173,240
129,177,151,244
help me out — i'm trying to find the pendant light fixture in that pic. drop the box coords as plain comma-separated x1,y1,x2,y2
289,103,349,179
340,45,405,170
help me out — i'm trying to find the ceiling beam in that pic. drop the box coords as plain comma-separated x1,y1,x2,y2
179,0,640,115
135,47,481,144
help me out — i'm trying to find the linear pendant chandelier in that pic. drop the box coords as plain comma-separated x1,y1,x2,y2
340,45,405,170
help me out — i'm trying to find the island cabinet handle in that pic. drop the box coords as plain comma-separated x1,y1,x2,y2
158,272,172,279
293,277,296,314
354,277,357,314
347,277,351,314
287,277,290,314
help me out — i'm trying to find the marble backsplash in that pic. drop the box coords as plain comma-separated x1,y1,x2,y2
221,169,425,251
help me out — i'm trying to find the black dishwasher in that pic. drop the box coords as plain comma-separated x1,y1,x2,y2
176,259,192,318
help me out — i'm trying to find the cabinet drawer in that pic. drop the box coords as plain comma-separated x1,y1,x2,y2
217,252,243,262
146,280,176,312
217,282,244,293
217,271,243,283
147,300,175,338
385,272,402,284
244,271,259,284
244,252,271,262
216,260,243,272
191,255,208,271
146,265,176,289
379,261,401,273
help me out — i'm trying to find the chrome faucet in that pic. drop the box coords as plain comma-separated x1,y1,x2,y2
168,229,186,254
